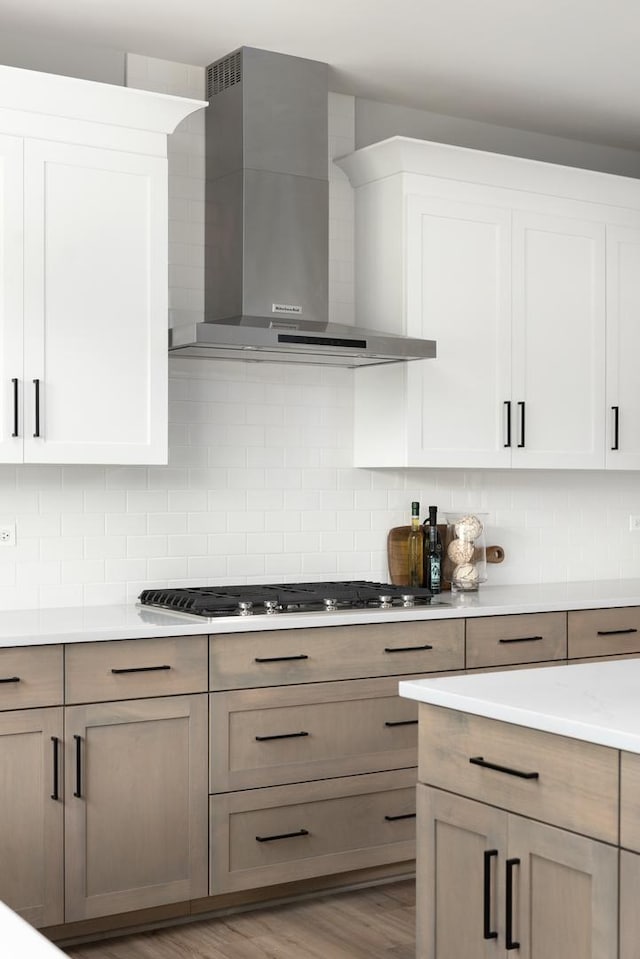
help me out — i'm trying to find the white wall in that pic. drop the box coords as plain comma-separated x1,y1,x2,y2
1,54,640,610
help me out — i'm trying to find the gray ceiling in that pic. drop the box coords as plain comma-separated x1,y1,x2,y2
1,0,639,150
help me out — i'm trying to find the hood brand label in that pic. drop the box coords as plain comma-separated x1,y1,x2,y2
272,303,303,315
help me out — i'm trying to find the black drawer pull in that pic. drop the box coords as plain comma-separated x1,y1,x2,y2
256,828,309,843
498,635,543,645
612,405,620,451
596,628,637,636
0,675,20,684
254,654,309,663
73,734,82,798
384,719,419,727
111,664,172,674
484,849,498,940
470,756,539,780
506,858,520,950
51,736,60,801
255,731,310,742
384,813,416,822
384,645,433,653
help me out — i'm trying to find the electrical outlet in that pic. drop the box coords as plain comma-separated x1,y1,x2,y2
0,524,16,546
630,515,640,533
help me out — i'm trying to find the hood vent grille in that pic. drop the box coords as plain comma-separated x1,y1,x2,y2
207,51,242,97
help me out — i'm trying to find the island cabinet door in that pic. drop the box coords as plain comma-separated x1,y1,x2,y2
417,785,507,959
64,695,208,922
507,815,618,959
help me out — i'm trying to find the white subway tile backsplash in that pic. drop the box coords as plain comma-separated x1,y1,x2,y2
84,536,127,560
62,514,105,536
126,536,168,559
105,513,147,536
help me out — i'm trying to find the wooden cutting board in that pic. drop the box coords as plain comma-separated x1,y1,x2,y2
387,525,504,588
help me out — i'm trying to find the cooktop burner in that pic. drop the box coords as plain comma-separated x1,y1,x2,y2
138,580,441,618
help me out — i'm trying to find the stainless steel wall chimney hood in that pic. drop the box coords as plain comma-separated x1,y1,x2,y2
168,47,436,368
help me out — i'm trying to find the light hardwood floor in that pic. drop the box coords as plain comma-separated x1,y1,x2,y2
63,880,415,959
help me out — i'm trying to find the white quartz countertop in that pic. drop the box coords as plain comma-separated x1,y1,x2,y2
400,657,640,753
3,579,640,647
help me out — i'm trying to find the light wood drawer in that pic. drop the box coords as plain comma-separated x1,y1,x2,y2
418,703,618,843
210,768,416,892
65,636,208,704
568,607,640,659
0,645,63,710
466,612,566,669
621,752,640,852
209,620,464,690
210,676,422,792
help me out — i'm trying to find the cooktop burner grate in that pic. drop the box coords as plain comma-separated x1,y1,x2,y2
138,580,438,618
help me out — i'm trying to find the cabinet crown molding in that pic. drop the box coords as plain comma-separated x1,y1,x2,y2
336,135,640,210
0,64,206,134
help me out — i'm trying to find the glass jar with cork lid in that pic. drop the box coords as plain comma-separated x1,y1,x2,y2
444,512,488,591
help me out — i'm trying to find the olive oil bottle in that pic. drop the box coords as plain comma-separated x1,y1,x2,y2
423,505,442,594
407,501,423,587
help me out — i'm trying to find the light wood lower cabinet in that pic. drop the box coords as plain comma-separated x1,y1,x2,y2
418,786,618,959
210,676,419,792
64,694,208,921
0,707,64,927
211,769,416,893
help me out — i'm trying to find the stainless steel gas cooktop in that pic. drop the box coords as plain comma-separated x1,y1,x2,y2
138,580,443,619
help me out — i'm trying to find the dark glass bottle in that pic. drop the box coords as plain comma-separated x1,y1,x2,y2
423,505,442,594
407,501,423,588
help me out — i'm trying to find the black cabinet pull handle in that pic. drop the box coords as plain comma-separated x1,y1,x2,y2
384,644,433,653
256,829,309,843
498,635,543,645
504,400,512,448
33,379,40,438
255,731,309,742
73,735,82,798
517,400,525,448
111,664,171,674
384,719,419,727
470,756,539,780
384,813,416,822
483,849,498,940
0,675,20,684
596,627,637,636
254,654,309,663
11,378,18,437
612,405,620,450
506,857,520,950
51,736,60,801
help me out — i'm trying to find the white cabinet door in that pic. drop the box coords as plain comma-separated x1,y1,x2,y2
605,225,640,469
511,211,606,470
405,195,512,468
22,139,168,465
0,135,24,463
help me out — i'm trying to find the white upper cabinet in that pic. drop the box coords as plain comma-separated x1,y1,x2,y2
0,66,205,465
605,226,640,470
510,210,606,470
338,137,640,470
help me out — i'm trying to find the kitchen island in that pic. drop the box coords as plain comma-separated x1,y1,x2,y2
400,660,640,958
